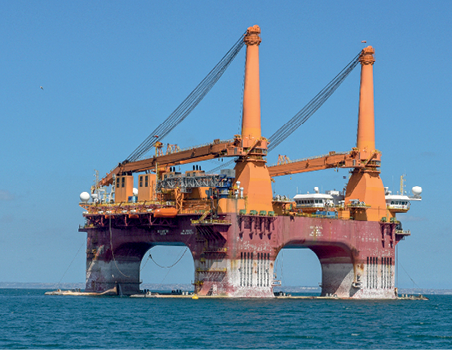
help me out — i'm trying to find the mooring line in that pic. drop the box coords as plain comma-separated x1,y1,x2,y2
398,259,420,288
109,216,131,278
148,248,189,285
149,248,188,269
57,241,85,286
140,253,152,272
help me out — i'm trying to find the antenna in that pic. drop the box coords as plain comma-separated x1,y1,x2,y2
400,174,406,195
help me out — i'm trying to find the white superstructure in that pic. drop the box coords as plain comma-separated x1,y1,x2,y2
385,186,422,212
293,183,422,213
294,187,344,210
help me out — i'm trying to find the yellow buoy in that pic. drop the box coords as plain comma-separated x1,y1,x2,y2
192,294,199,299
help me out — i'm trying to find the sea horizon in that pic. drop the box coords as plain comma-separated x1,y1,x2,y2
1,282,451,295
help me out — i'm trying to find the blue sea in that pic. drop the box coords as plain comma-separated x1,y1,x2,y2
1,289,451,349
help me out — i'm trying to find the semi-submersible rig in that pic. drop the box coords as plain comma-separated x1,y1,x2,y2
79,25,421,298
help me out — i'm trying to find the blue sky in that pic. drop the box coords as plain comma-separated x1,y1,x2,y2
1,0,451,289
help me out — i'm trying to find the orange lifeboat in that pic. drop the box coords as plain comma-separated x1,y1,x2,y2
154,208,178,218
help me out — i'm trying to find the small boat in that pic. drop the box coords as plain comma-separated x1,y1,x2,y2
45,286,117,296
154,207,178,218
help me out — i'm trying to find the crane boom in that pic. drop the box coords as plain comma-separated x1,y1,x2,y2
99,136,268,187
267,150,381,177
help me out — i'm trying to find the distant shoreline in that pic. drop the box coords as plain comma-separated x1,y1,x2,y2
1,282,451,295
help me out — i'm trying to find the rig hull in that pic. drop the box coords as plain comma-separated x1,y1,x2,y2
77,31,415,300
81,212,400,298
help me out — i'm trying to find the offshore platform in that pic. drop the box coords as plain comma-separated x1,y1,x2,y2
79,25,421,298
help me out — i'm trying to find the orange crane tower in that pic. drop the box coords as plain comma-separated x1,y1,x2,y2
234,25,273,213
344,46,387,221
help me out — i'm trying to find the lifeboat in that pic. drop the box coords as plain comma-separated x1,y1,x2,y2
154,208,178,218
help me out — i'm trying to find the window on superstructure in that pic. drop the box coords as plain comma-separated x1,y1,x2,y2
145,176,148,187
139,176,143,188
121,177,125,188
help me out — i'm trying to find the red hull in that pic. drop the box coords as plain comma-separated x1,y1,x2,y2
81,212,402,298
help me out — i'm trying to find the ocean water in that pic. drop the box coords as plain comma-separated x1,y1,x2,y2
1,289,451,349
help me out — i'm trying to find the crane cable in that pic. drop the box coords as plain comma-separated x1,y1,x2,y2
126,33,245,163
207,51,361,174
208,158,236,174
268,52,360,152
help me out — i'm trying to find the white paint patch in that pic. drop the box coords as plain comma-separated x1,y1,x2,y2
309,226,323,237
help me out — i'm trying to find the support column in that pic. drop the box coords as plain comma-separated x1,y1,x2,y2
320,260,356,297
318,256,396,299
192,217,275,297
85,229,149,295
193,254,275,297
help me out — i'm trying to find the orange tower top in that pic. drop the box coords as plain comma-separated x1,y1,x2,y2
241,25,262,144
356,46,376,152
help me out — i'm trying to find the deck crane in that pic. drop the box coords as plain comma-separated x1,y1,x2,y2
95,27,381,219
98,40,365,189
268,46,382,180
